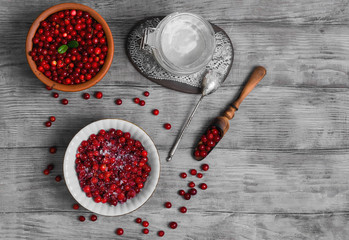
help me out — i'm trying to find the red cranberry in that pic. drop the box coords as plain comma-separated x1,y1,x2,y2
135,218,142,223
90,215,97,221
200,183,208,190
180,172,187,178
43,169,50,175
190,169,197,175
46,85,52,90
134,97,140,104
197,173,203,178
95,91,103,99
49,146,57,154
83,93,90,99
179,206,187,213
47,164,54,170
158,230,165,237
73,204,79,210
55,175,62,182
139,100,145,106
189,188,197,195
188,181,195,188
78,216,85,222
169,222,177,229
52,92,59,98
142,221,149,227
45,121,52,127
143,228,149,234
164,202,172,208
184,193,191,200
143,91,149,97
152,109,159,115
49,116,56,122
115,99,122,105
178,189,185,196
116,228,124,235
164,123,171,130
61,99,68,105
201,164,209,171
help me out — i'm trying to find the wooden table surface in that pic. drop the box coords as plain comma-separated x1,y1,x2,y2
1,0,349,239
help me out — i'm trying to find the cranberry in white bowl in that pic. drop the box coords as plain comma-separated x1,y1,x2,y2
64,119,160,216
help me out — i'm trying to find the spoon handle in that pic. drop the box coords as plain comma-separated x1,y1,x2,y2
224,66,266,120
167,95,204,161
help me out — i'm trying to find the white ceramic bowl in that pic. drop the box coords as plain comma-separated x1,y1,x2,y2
63,119,160,216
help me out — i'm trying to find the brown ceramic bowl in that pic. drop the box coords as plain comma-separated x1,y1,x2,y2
26,3,114,92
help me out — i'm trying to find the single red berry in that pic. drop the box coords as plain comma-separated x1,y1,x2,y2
179,206,187,213
52,92,59,98
189,188,197,195
188,181,195,188
115,99,122,105
184,193,191,200
158,230,165,237
78,216,85,222
46,85,52,90
116,228,124,235
55,175,62,182
143,91,149,97
139,100,145,106
180,172,187,178
49,116,56,122
61,99,68,105
200,183,208,190
197,173,203,178
143,228,149,234
95,91,103,99
49,147,57,154
135,218,142,223
73,204,79,210
134,98,140,104
141,150,148,157
201,164,209,171
43,169,50,175
47,164,54,170
169,222,178,229
142,221,149,227
83,93,90,100
45,121,52,127
200,150,208,157
190,169,197,175
164,123,171,130
164,202,172,208
152,109,159,115
178,189,185,196
90,215,97,221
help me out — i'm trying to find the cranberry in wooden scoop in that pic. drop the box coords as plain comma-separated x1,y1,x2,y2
193,66,267,161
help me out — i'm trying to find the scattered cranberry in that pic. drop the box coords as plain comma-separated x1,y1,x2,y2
73,204,79,210
95,91,103,99
200,183,208,190
49,116,56,122
52,92,59,98
134,98,140,104
90,215,97,221
49,146,57,154
184,193,191,200
164,202,172,208
179,206,187,213
201,164,209,171
61,99,68,105
115,99,122,105
46,86,52,90
139,100,145,106
178,189,185,196
197,173,203,178
55,175,62,182
43,169,50,175
116,228,124,235
143,91,149,97
45,121,52,127
78,216,85,222
189,188,197,195
152,109,159,115
83,93,90,100
164,123,171,130
169,222,178,229
142,221,149,227
188,181,195,188
47,164,54,170
158,230,165,237
135,218,142,223
180,172,187,178
190,169,197,175
143,228,149,234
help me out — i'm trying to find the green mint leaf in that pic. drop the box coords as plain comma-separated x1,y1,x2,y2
58,45,68,54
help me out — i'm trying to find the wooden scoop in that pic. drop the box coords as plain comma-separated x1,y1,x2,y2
194,66,267,160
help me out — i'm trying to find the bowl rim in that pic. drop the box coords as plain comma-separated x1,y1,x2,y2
26,3,114,92
63,118,161,216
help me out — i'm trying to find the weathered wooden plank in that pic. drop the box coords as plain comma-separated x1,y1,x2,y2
1,148,348,214
0,85,348,150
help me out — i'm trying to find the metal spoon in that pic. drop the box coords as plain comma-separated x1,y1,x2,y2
167,71,222,161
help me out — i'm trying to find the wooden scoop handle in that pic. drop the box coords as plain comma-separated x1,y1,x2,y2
224,66,266,120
